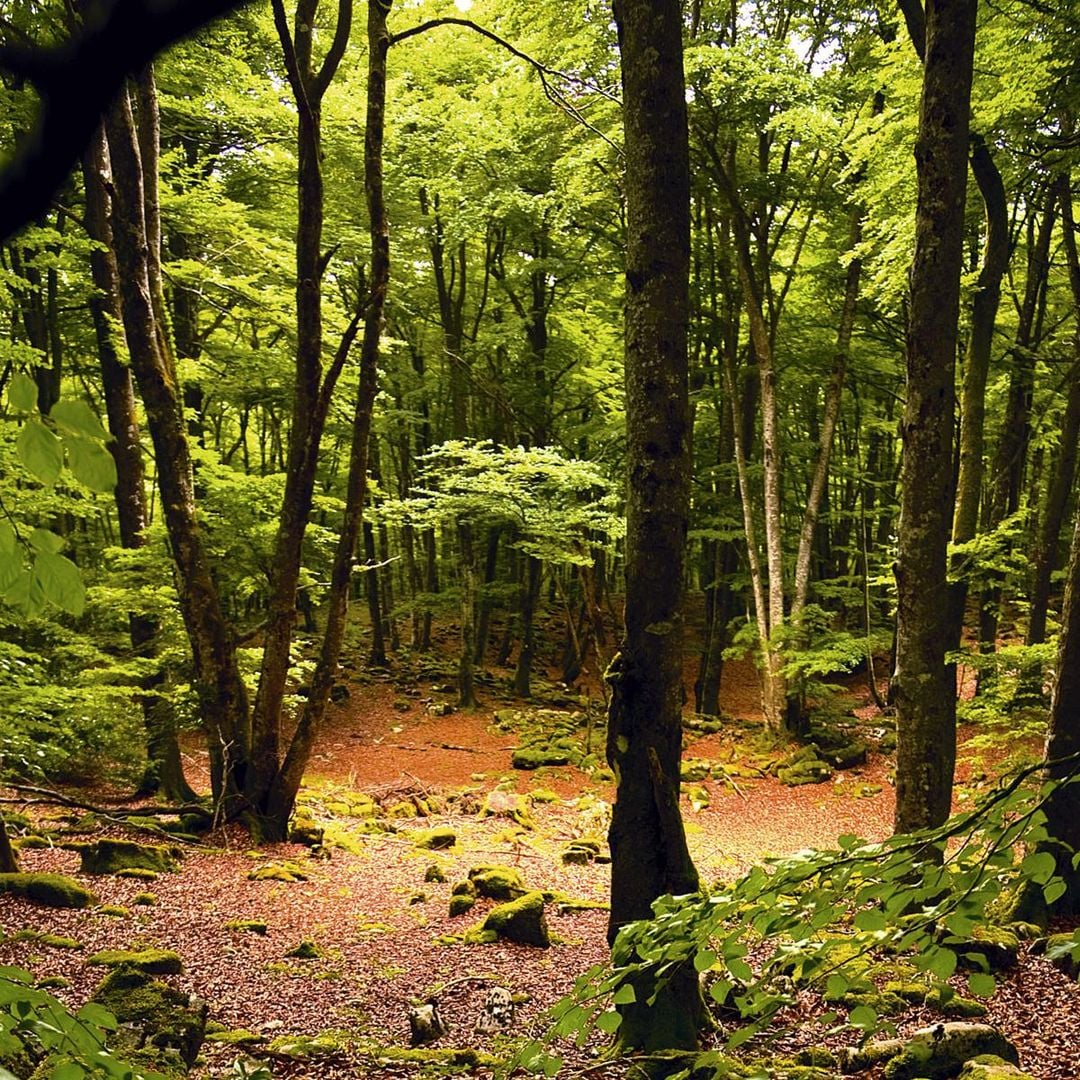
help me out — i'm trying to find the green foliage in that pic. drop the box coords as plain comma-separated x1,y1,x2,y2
515,762,1079,1075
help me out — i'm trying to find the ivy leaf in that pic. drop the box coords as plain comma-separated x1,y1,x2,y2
967,972,996,998
29,529,64,555
7,373,38,413
33,553,86,616
64,435,117,493
16,419,63,487
595,1010,622,1034
49,399,108,440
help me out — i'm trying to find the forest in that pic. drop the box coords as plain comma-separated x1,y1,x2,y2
0,0,1079,1076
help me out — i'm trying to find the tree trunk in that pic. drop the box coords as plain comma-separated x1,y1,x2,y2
892,0,976,835
607,0,703,1054
0,812,18,874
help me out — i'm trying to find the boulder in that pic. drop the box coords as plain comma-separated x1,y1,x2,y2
0,872,95,909
468,865,526,900
957,1056,1035,1080
79,839,181,876
87,949,184,975
844,1023,1019,1080
481,891,550,947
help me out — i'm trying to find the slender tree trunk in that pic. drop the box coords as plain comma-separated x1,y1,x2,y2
607,0,703,1054
474,525,500,665
892,0,976,835
0,812,18,874
363,520,387,666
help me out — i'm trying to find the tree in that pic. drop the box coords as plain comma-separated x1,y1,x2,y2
604,0,704,1055
892,0,977,834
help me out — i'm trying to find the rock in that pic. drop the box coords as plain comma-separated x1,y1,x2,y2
474,986,514,1033
511,747,571,770
92,967,207,1069
778,757,833,786
427,702,454,717
330,683,350,702
468,865,526,900
561,847,592,866
1031,932,1080,979
285,939,321,959
248,861,308,883
949,927,1020,972
288,820,325,848
449,893,476,917
821,739,868,770
423,863,447,883
408,1000,447,1046
481,891,550,948
0,872,96,909
480,790,534,827
859,1023,1020,1080
414,827,456,850
87,949,184,975
79,839,182,876
225,919,266,934
957,1056,1036,1080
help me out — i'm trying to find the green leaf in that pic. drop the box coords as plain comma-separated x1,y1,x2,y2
928,948,957,980
967,972,996,998
33,553,86,616
1044,879,1067,906
710,979,733,1005
824,974,849,1000
0,552,21,594
595,1010,622,1033
50,1061,86,1080
1021,850,1057,885
16,419,63,486
76,1002,118,1031
5,570,45,618
0,523,15,556
64,435,117,493
612,983,636,1005
693,948,717,973
7,373,38,413
29,528,64,555
848,1004,877,1031
854,908,887,931
50,399,108,440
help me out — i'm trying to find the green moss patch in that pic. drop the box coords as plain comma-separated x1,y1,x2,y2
248,861,308,883
0,872,95,909
206,1029,265,1047
413,826,456,850
285,939,321,959
79,839,181,876
86,948,184,975
9,930,81,950
476,890,549,947
468,865,526,900
225,919,267,935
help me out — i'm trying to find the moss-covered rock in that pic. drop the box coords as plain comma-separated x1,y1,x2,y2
288,820,325,848
0,872,95,909
248,861,308,883
133,892,157,906
777,748,833,787
480,891,549,947
92,967,206,1068
924,987,987,1018
79,839,181,876
96,904,131,918
479,790,534,828
285,939,321,959
413,826,456,850
957,1055,1036,1079
266,1031,352,1060
10,930,81,949
116,867,159,881
819,739,868,770
561,846,592,866
468,865,526,900
877,1024,1018,1080
449,886,476,917
511,747,571,770
225,919,267,935
205,1029,265,1047
86,948,184,975
423,863,447,883
949,927,1020,972
1032,932,1080,979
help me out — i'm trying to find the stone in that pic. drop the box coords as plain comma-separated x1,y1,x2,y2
481,891,549,948
449,893,476,918
869,1023,1019,1080
468,865,526,900
79,839,181,876
950,927,1020,972
86,949,184,975
288,820,325,848
0,872,95,909
480,790,534,828
285,939,321,959
957,1056,1036,1080
408,1000,447,1046
423,864,447,883
474,986,514,1033
511,747,571,770
1031,932,1080,979
414,827,456,850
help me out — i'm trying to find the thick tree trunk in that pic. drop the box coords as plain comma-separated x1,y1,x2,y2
893,0,976,835
0,812,18,874
607,0,703,1054
104,87,250,809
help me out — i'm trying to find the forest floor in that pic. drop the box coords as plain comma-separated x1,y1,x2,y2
1,652,1078,1079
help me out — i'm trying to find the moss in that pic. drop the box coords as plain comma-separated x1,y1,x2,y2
479,890,549,947
285,939,321,959
561,847,592,865
79,839,181,876
530,788,560,803
266,1031,352,1060
133,892,157,906
96,904,132,918
205,1029,265,1047
1033,932,1080,978
0,872,96,909
881,1024,1018,1080
248,861,308,883
479,791,534,828
225,919,267,934
10,930,81,949
116,867,159,881
951,926,1020,972
423,863,447,883
360,1045,501,1069
449,893,476,917
87,948,184,975
511,747,571,770
92,967,206,1069
924,987,987,1017
777,752,833,786
386,800,418,819
13,835,52,850
36,976,70,989
468,865,526,900
957,1056,1036,1079
794,1048,838,1069
413,826,456,850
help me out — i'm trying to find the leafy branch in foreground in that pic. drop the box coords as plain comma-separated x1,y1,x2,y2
512,754,1080,1078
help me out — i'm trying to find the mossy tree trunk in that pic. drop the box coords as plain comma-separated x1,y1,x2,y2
606,0,704,1057
0,812,19,874
892,0,976,835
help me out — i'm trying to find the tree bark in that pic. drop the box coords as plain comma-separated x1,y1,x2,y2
607,0,700,1036
893,0,976,835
